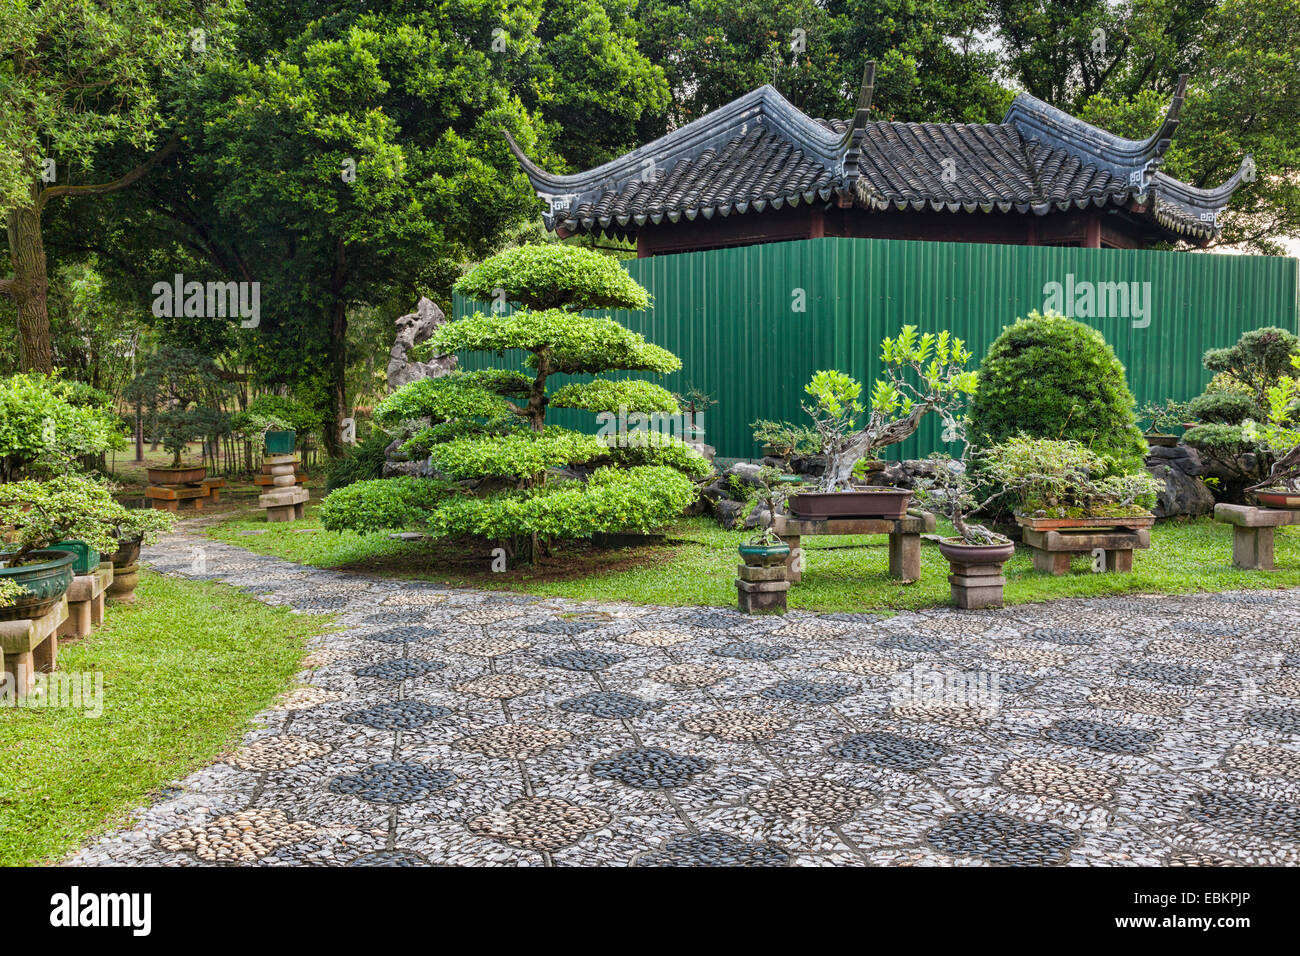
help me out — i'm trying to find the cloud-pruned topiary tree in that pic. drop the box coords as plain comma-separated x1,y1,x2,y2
318,245,709,560
968,310,1147,473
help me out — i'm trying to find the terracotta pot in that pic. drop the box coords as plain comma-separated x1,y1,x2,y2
739,542,790,567
789,487,912,520
938,538,1015,566
0,549,76,621
1015,514,1155,532
147,465,207,486
1255,490,1300,510
106,563,140,604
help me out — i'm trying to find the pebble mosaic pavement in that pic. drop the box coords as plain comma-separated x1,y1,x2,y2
68,533,1300,867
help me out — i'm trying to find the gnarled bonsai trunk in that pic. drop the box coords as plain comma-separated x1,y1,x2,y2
820,403,934,491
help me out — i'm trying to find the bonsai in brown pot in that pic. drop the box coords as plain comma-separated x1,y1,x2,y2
103,506,178,604
127,347,227,486
1139,400,1190,449
786,327,978,520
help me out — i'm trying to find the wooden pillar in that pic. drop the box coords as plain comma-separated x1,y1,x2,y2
1026,218,1040,246
1084,214,1101,248
809,207,825,239
636,233,649,258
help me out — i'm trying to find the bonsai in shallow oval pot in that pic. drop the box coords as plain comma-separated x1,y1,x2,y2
1139,400,1189,450
782,330,978,520
0,475,128,621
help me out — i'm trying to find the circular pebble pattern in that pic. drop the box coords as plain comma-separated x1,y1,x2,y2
636,831,788,867
1147,638,1233,660
761,679,855,705
590,748,711,789
1087,687,1186,716
456,606,529,625
617,629,692,647
1000,758,1120,803
712,641,790,661
927,811,1077,865
773,620,847,640
302,647,349,669
342,700,455,730
1244,709,1300,735
380,592,446,607
559,692,656,719
1186,791,1300,840
677,611,747,629
228,736,331,772
454,724,574,759
363,625,436,645
466,797,610,851
823,655,901,676
891,702,992,728
355,659,445,680
539,649,624,672
1028,627,1096,647
680,710,789,741
329,762,459,804
273,687,343,711
748,778,870,823
1225,744,1300,780
524,620,603,635
988,646,1072,667
877,633,950,653
447,637,531,657
454,675,544,699
1043,719,1159,755
828,732,947,770
158,809,318,863
1267,673,1300,697
1116,660,1207,686
647,663,730,686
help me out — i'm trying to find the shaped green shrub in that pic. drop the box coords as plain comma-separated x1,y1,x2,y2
968,311,1146,473
317,477,454,535
0,372,125,481
319,245,708,559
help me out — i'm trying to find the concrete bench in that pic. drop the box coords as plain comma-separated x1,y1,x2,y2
1213,503,1300,569
1020,526,1152,574
1,598,68,699
770,512,936,584
57,561,113,641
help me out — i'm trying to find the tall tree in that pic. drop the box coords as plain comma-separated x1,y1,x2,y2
0,0,231,371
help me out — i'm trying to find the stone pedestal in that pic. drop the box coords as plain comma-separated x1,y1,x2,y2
258,485,309,522
57,562,113,640
107,563,140,604
947,564,1007,610
1,597,68,699
1213,503,1300,569
735,563,790,614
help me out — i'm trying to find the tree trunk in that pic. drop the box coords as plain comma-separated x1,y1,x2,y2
4,185,53,373
324,299,347,458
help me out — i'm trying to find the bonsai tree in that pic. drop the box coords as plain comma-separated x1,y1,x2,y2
1139,399,1191,437
318,245,709,560
672,385,715,440
746,467,797,546
0,474,132,566
750,419,819,465
125,347,230,468
0,372,125,481
968,311,1147,473
980,437,1160,520
802,326,978,492
110,505,178,547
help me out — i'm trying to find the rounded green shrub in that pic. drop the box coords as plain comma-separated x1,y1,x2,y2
317,476,453,535
968,310,1147,472
1187,390,1259,425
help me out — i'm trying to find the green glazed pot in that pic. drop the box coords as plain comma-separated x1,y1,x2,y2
739,542,791,567
0,549,76,622
51,539,97,575
265,430,297,455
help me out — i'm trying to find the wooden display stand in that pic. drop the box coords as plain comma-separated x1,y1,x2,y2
1214,503,1300,569
1017,516,1153,575
57,561,113,641
770,511,936,584
1,597,67,699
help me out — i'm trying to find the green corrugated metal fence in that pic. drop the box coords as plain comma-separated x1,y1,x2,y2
454,237,1299,460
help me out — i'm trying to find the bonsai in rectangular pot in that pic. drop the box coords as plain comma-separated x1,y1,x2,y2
127,347,226,486
0,475,130,621
784,327,978,520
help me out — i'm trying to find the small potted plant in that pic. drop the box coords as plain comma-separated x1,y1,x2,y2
0,475,128,621
739,467,793,568
103,506,178,603
786,327,978,519
1139,399,1189,448
750,419,817,471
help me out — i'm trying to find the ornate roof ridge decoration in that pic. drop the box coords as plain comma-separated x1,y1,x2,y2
508,68,1249,243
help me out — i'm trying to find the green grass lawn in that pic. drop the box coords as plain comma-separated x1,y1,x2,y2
0,572,332,866
205,506,1300,613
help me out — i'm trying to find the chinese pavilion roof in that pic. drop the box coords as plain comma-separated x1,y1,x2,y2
506,72,1249,245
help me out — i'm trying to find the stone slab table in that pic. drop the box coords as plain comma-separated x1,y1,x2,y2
1,597,68,699
1214,503,1300,570
57,561,113,641
769,512,936,584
